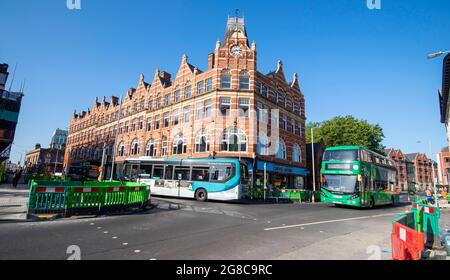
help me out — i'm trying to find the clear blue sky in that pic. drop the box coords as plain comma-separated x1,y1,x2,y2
1,0,449,163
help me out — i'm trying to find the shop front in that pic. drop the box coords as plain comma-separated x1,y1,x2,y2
254,160,309,190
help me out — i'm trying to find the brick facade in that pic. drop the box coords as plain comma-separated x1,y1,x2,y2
437,147,450,186
405,153,437,190
64,17,307,184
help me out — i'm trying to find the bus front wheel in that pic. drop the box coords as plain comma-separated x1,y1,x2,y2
195,189,208,202
369,197,375,209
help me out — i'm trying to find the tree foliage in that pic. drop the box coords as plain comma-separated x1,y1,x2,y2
306,116,386,155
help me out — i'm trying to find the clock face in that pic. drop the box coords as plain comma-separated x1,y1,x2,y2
230,45,243,57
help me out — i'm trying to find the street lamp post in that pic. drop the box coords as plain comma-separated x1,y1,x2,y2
427,50,450,60
311,127,316,203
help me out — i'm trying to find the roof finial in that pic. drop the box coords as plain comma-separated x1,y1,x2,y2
277,60,283,72
216,39,221,50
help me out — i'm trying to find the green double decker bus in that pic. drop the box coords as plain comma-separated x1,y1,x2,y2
320,146,400,208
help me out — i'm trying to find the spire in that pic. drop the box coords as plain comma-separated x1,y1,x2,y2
223,16,248,46
216,39,221,50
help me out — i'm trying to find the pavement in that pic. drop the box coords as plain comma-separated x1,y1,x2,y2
0,195,413,260
0,184,29,222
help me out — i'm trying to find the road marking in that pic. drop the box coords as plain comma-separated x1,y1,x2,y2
134,250,141,253
264,212,402,231
104,231,109,234
97,227,102,230
122,243,128,246
112,236,118,239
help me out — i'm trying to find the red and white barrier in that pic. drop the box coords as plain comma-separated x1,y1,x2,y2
36,187,65,193
74,188,99,193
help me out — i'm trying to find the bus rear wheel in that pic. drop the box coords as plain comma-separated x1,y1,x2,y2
195,189,208,202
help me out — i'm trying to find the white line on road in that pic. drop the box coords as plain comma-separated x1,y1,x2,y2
264,212,402,231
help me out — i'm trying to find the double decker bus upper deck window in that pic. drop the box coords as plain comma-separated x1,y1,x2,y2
323,150,359,161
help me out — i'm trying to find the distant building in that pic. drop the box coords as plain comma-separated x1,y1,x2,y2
0,63,24,162
437,147,450,186
50,128,68,150
385,149,416,191
438,54,450,149
404,153,438,191
25,144,65,175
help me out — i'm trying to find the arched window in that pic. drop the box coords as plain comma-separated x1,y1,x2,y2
220,70,232,89
276,139,286,159
146,140,156,157
117,142,125,157
239,70,250,90
195,129,210,153
172,134,187,155
220,128,247,152
130,139,140,155
293,144,301,162
257,133,269,156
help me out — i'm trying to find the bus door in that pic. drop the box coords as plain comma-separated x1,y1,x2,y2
123,163,140,181
174,166,191,198
360,176,367,206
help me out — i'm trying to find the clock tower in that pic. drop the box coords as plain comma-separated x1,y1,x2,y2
211,17,257,90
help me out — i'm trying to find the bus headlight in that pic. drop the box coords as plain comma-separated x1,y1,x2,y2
353,165,359,171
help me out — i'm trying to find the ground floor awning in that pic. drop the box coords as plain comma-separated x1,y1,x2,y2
256,160,310,176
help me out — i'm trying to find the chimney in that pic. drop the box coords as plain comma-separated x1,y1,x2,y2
208,53,215,70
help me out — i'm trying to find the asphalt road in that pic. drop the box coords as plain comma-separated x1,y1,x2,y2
0,195,410,260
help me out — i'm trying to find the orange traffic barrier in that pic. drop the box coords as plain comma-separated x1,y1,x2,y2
391,222,425,260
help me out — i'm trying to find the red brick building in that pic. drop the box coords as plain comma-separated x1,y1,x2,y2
64,17,309,188
437,147,450,186
386,148,421,191
405,153,438,190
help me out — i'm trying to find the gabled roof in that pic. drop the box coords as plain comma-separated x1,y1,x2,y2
405,153,418,161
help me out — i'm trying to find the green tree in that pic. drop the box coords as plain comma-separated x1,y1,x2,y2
306,116,386,155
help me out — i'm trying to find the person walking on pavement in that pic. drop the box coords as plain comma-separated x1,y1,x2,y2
12,169,22,189
425,187,434,205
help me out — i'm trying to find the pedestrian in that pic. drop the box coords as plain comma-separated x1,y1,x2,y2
425,188,434,205
12,170,19,188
